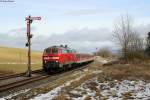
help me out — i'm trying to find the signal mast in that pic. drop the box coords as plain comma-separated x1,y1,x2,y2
25,15,41,77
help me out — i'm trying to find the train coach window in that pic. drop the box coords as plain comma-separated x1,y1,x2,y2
67,49,72,53
72,50,76,53
76,54,80,58
67,49,76,53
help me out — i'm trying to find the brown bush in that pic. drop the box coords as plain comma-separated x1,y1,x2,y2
97,47,112,58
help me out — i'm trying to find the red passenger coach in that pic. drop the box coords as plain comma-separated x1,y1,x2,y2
42,45,94,72
76,54,94,63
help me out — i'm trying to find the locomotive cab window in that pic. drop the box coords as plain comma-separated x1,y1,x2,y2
51,48,58,54
45,49,51,54
45,48,58,54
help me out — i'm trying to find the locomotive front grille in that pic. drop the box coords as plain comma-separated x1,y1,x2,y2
45,61,59,69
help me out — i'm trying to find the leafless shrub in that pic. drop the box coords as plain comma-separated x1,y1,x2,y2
127,32,145,60
97,47,112,58
145,32,150,57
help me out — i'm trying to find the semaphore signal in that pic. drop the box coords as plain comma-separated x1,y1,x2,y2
25,15,41,77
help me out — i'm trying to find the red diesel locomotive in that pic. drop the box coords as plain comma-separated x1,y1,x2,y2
42,45,94,72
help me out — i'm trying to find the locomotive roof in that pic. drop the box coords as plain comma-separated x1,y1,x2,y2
45,45,77,53
46,46,71,50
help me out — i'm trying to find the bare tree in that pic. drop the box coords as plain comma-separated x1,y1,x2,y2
113,15,144,61
113,15,133,61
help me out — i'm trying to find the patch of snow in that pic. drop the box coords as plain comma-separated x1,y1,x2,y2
95,56,108,64
100,60,108,64
31,74,86,100
31,70,102,100
93,70,102,74
70,77,150,99
0,89,30,100
83,69,88,72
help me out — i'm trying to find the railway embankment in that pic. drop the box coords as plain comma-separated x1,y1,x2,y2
1,57,150,100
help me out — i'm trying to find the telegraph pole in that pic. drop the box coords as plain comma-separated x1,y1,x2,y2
25,15,41,77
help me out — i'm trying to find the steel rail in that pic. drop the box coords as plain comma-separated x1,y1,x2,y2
0,75,49,92
0,63,91,93
0,69,42,80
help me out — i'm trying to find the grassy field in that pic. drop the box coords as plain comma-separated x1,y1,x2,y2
0,46,42,73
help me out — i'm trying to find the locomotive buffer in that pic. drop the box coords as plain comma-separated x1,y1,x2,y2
25,15,41,77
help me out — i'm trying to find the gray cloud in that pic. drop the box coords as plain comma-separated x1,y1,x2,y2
2,24,150,53
32,28,115,53
136,24,150,38
0,27,114,53
0,28,26,47
0,27,37,48
48,28,111,42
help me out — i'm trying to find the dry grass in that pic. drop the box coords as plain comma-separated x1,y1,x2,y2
53,95,70,100
84,96,92,100
0,46,42,63
0,46,42,73
103,62,150,81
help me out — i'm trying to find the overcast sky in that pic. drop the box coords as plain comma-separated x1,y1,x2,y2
0,0,150,53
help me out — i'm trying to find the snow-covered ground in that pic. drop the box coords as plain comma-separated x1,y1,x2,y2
31,70,102,100
1,57,149,100
30,68,150,100
24,75,150,100
0,89,30,100
70,78,150,100
1,72,150,100
31,75,87,100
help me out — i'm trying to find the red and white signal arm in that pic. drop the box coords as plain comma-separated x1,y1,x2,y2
31,17,41,20
26,16,41,20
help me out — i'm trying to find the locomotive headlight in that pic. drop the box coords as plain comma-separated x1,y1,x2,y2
44,56,59,60
44,57,50,60
52,57,59,59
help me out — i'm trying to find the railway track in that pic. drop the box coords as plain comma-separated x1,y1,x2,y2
0,69,43,81
0,73,11,77
0,75,50,92
0,63,90,93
